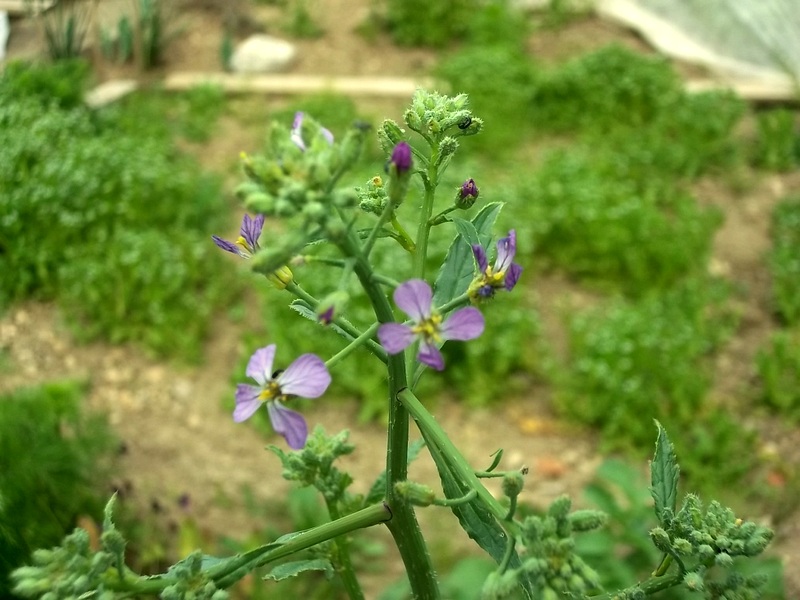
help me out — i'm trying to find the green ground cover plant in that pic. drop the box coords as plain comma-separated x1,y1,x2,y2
754,108,800,172
0,381,116,597
768,196,800,326
0,61,236,361
757,330,800,423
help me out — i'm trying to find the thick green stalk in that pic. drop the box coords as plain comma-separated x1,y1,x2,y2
412,143,439,280
339,231,441,600
326,500,365,600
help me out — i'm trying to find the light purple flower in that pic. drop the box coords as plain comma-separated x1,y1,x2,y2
291,111,334,152
212,213,264,259
469,230,523,299
378,279,484,371
234,344,331,449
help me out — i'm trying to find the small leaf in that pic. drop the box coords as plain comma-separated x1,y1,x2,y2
263,558,334,582
650,420,680,526
432,202,503,307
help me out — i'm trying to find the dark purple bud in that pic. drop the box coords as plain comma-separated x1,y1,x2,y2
318,306,335,325
390,141,412,173
178,493,191,510
455,178,479,209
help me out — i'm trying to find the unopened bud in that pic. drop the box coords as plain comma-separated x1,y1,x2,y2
390,142,412,174
316,291,349,325
455,178,479,209
266,265,294,289
502,470,525,498
394,481,437,507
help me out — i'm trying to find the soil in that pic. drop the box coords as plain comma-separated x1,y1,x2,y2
2,1,799,597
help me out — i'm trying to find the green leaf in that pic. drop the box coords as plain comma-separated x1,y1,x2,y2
650,420,680,525
263,558,334,582
425,433,534,600
432,202,503,307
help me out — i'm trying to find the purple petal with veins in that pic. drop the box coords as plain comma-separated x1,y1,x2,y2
212,235,244,257
233,384,261,422
441,307,485,341
505,263,523,291
393,279,433,321
268,401,308,449
378,323,415,354
472,244,488,273
417,341,444,371
495,230,517,273
278,354,331,398
246,345,276,386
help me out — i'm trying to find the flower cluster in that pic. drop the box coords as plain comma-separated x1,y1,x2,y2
468,230,522,300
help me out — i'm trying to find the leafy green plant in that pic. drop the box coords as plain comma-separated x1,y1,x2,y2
283,0,324,38
0,381,116,597
555,278,751,488
769,196,800,325
0,63,235,360
754,108,800,172
519,149,721,294
0,58,90,109
26,0,90,60
378,0,477,47
757,329,800,422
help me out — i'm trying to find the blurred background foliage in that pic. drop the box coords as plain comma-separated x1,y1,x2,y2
1,0,798,595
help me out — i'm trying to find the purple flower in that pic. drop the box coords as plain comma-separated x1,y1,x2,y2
390,141,412,173
469,230,523,299
212,214,264,259
234,344,331,449
378,279,484,371
291,111,334,152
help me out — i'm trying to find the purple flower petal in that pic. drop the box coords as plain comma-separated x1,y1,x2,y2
505,263,523,291
278,353,331,398
472,244,488,273
391,141,412,173
240,214,264,251
291,112,306,151
212,235,245,257
233,384,262,422
378,323,415,354
441,307,485,341
268,401,308,449
494,230,517,274
417,340,445,371
321,127,334,145
393,279,433,321
246,345,277,386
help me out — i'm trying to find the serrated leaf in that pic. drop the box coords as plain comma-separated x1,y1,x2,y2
425,433,534,600
364,438,427,506
650,420,680,526
289,300,354,341
263,558,334,582
432,202,503,307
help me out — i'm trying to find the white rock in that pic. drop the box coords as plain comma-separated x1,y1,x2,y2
230,34,296,74
0,11,8,61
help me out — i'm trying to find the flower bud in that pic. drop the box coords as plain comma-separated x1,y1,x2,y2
502,470,525,498
316,291,349,325
683,572,704,592
568,509,607,532
390,142,412,174
394,481,437,507
455,178,479,209
266,265,294,289
650,527,672,553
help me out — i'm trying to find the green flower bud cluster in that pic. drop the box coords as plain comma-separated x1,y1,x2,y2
377,120,406,157
356,175,390,216
481,495,605,599
701,570,769,600
403,89,483,142
160,552,229,600
660,494,773,559
269,427,355,504
11,528,114,600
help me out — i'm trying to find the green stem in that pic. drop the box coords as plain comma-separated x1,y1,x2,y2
412,143,439,280
212,503,392,589
326,323,379,370
589,571,684,599
397,388,513,528
390,214,415,252
326,500,365,600
338,231,441,600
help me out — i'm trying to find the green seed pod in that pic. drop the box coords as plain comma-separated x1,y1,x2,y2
502,470,525,498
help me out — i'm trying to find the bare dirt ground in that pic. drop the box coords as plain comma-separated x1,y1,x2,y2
2,1,799,596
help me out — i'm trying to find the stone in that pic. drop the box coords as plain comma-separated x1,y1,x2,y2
84,80,139,108
230,34,296,74
0,11,8,61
